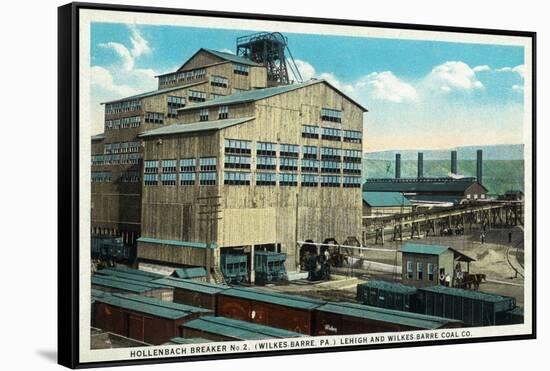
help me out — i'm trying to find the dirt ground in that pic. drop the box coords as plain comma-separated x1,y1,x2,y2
266,226,525,307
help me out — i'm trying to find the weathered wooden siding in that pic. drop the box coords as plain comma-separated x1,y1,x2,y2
178,50,223,71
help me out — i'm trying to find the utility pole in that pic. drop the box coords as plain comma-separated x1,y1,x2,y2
198,195,222,283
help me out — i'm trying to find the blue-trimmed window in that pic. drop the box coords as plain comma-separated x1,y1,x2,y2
129,153,142,164
224,171,251,185
321,108,342,123
144,112,164,124
301,159,319,172
343,149,362,163
162,159,177,173
279,173,297,186
303,145,318,159
224,139,251,155
218,105,229,119
91,171,112,183
199,157,217,172
343,130,362,143
322,127,342,141
256,172,276,186
144,173,158,186
301,174,318,187
189,90,206,102
321,147,341,161
199,108,209,122
105,99,141,115
161,173,177,186
234,64,250,75
302,125,319,139
279,157,298,171
167,96,185,118
343,161,361,174
211,75,229,88
321,160,340,173
321,175,340,187
225,155,251,169
180,172,195,186
343,176,361,188
180,158,196,172
257,142,277,156
280,143,299,158
144,160,159,173
199,171,216,186
256,155,276,170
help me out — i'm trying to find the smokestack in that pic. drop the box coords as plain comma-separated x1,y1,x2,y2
477,150,483,184
451,151,458,175
418,152,424,178
395,153,401,179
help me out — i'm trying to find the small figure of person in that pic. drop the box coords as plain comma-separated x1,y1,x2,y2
480,232,486,244
508,231,513,243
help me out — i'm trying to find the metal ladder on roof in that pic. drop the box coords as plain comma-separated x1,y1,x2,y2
211,266,226,285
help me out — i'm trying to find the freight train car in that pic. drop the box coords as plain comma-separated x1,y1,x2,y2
91,274,174,301
153,277,228,310
357,280,418,312
254,251,287,284
91,236,133,263
216,288,325,335
93,293,212,345
313,302,461,336
180,316,306,341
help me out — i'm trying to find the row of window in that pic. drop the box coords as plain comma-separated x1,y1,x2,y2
406,261,435,281
189,90,207,102
158,68,207,87
103,142,140,154
144,158,217,174
105,100,141,115
211,75,229,88
302,125,362,143
144,170,361,188
105,116,141,130
233,64,250,75
144,112,164,124
91,153,142,165
321,108,342,123
91,171,112,183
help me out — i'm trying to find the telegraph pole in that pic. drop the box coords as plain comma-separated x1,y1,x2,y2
198,195,222,283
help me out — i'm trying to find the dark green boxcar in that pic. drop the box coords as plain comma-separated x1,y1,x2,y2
357,280,418,312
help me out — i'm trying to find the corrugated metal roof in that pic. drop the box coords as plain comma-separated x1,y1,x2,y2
91,133,105,141
400,243,449,256
363,178,487,193
92,274,168,291
172,267,207,279
202,49,263,67
419,285,516,304
220,288,325,310
360,280,418,294
138,117,255,138
101,82,204,104
96,267,163,282
153,277,228,294
111,266,165,279
362,192,412,207
318,302,460,329
182,317,305,340
136,237,216,249
166,337,213,345
94,293,205,319
121,294,211,313
91,275,157,293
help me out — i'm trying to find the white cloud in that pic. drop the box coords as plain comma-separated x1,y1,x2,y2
425,61,484,92
473,65,490,72
99,41,135,71
359,71,418,103
129,25,151,58
220,48,235,55
512,64,526,79
90,66,137,97
294,60,316,81
512,84,524,92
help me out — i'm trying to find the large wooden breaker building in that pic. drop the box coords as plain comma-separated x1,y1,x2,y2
90,49,268,251
136,79,367,278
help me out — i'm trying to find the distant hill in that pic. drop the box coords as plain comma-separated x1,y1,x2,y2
364,144,524,161
362,159,524,195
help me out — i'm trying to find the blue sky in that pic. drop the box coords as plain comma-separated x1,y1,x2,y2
90,23,526,151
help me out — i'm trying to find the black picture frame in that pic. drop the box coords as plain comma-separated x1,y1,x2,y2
58,2,536,368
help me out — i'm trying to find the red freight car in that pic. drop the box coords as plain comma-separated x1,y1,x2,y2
216,288,325,335
313,302,462,336
93,293,212,345
153,277,228,310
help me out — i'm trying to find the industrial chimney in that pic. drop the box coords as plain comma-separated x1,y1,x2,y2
395,153,401,179
451,150,458,175
477,149,483,184
418,152,424,179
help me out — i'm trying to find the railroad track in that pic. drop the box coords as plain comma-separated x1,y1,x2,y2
506,240,524,278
